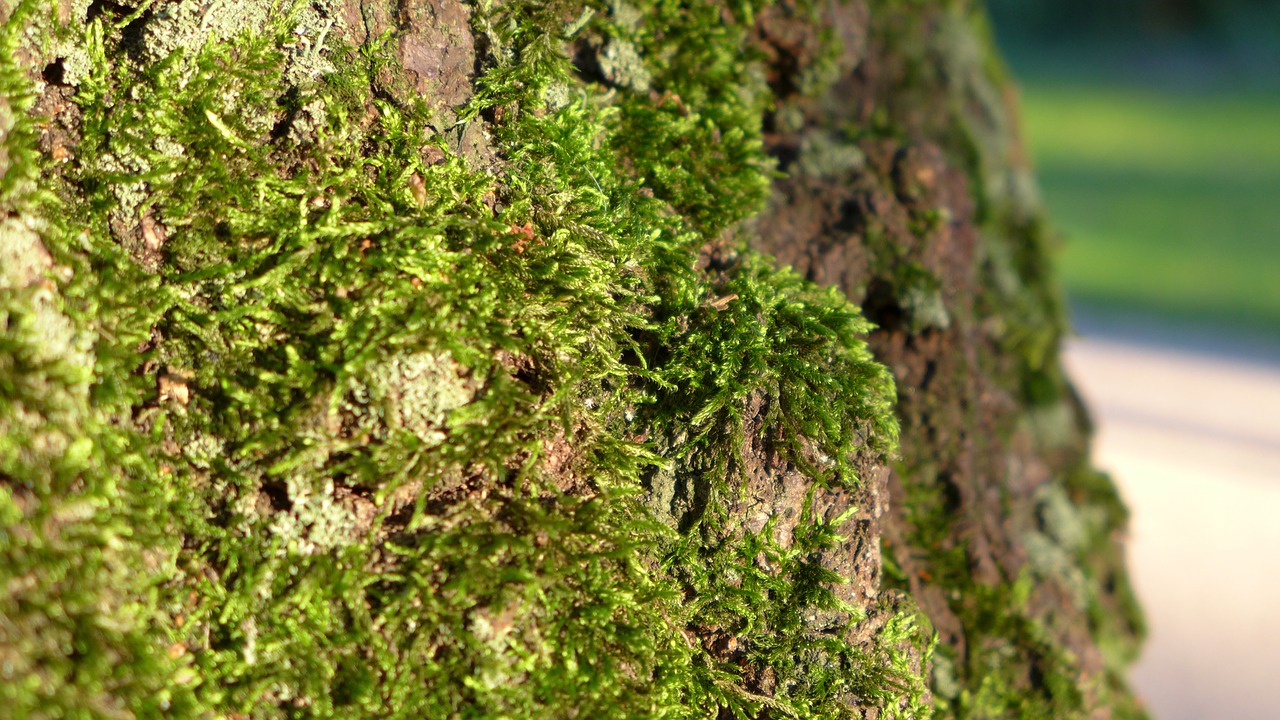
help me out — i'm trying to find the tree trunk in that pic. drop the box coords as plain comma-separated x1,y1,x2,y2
0,1,1144,718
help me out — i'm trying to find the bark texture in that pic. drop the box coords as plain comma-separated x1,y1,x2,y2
0,1,1143,718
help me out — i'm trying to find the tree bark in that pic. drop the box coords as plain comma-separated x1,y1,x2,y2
0,1,1144,718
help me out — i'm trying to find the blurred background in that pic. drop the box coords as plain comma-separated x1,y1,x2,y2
986,2,1280,718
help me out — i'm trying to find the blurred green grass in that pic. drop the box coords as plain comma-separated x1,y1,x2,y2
1018,83,1280,331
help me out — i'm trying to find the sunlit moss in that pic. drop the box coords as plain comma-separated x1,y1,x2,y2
1,0,930,717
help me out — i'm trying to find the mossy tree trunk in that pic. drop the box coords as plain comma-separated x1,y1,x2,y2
0,1,1143,718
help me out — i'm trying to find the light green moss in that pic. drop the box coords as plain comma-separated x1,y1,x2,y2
2,11,196,716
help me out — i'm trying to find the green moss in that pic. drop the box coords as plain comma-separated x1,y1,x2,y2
2,0,929,717
1,8,199,717
604,0,775,236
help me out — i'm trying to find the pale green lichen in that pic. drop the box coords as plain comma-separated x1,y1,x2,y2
0,214,51,290
598,36,651,93
1024,398,1079,452
795,129,867,178
1024,528,1091,609
180,433,225,470
268,475,364,555
934,3,1039,221
1037,481,1088,552
902,281,951,333
930,652,961,702
610,0,643,30
365,350,476,446
135,0,345,82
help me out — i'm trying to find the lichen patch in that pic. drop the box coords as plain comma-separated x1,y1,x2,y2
363,351,476,446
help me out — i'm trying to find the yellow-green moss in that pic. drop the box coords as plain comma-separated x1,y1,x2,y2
2,0,929,718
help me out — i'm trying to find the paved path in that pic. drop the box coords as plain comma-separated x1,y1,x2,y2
1064,336,1280,720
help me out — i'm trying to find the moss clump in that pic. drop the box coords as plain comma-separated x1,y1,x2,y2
2,1,929,718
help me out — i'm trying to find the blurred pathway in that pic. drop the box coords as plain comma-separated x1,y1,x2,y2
1064,334,1280,720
